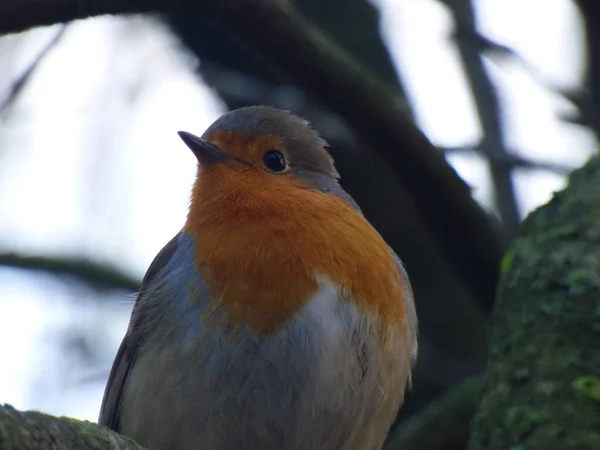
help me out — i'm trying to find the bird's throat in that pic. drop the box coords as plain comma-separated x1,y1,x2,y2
184,166,407,335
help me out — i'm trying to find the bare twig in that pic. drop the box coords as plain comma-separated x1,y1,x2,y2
444,0,521,241
0,252,140,292
466,25,600,140
198,63,353,143
443,145,575,174
0,25,67,119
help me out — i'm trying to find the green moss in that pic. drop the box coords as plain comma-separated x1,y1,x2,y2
516,239,540,262
513,367,530,382
572,376,600,402
542,422,564,439
504,405,545,439
583,434,600,447
535,380,560,397
501,251,515,275
538,293,565,316
593,305,600,332
469,155,600,450
538,223,581,241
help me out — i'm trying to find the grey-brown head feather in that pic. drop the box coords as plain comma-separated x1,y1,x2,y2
202,106,340,179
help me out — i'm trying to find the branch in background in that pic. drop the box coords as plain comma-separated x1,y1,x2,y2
0,0,503,309
198,62,355,144
384,377,482,450
469,156,600,449
443,145,576,175
169,0,413,115
505,55,600,136
0,25,67,119
0,252,140,292
292,0,412,112
463,23,600,143
553,87,600,138
443,0,521,242
573,0,600,141
0,404,143,449
203,64,577,178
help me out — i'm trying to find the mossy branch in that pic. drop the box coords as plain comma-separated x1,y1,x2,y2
469,155,600,449
0,404,144,449
384,377,483,450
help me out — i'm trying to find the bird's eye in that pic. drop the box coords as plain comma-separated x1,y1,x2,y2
263,149,287,173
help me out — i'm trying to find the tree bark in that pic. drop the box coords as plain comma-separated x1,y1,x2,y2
443,0,520,242
469,156,600,449
0,404,144,449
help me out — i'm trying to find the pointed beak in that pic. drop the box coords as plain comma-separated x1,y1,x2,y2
178,131,230,164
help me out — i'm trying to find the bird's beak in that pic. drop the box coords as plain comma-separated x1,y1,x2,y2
178,131,231,164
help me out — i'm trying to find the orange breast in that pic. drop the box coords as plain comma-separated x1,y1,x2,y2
185,164,408,335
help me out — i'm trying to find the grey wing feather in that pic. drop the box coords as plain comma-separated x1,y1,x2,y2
98,233,181,430
389,247,418,362
98,338,131,430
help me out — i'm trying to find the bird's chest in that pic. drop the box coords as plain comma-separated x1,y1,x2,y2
120,278,399,450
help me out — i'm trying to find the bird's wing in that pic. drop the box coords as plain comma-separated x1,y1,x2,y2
390,247,418,363
98,233,180,431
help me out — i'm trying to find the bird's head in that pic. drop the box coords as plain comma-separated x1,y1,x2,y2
178,105,358,210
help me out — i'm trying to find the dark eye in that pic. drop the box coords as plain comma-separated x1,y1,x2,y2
263,149,287,173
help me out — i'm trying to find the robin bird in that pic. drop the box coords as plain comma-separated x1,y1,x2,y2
99,105,418,450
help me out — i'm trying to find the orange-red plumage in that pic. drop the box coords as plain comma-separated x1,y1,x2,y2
185,131,408,335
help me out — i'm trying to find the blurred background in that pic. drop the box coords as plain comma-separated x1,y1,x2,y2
0,0,596,441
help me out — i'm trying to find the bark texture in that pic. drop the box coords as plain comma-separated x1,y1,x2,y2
469,156,600,449
0,404,144,449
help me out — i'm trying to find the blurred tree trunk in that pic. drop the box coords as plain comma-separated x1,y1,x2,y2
572,1,600,140
469,155,600,449
575,1,600,101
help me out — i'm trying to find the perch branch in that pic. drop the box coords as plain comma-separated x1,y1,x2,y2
0,404,144,449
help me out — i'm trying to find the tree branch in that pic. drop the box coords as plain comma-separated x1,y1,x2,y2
384,377,483,450
443,145,575,175
0,25,67,119
0,0,503,308
0,404,144,449
444,0,521,242
0,252,140,292
469,156,600,449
